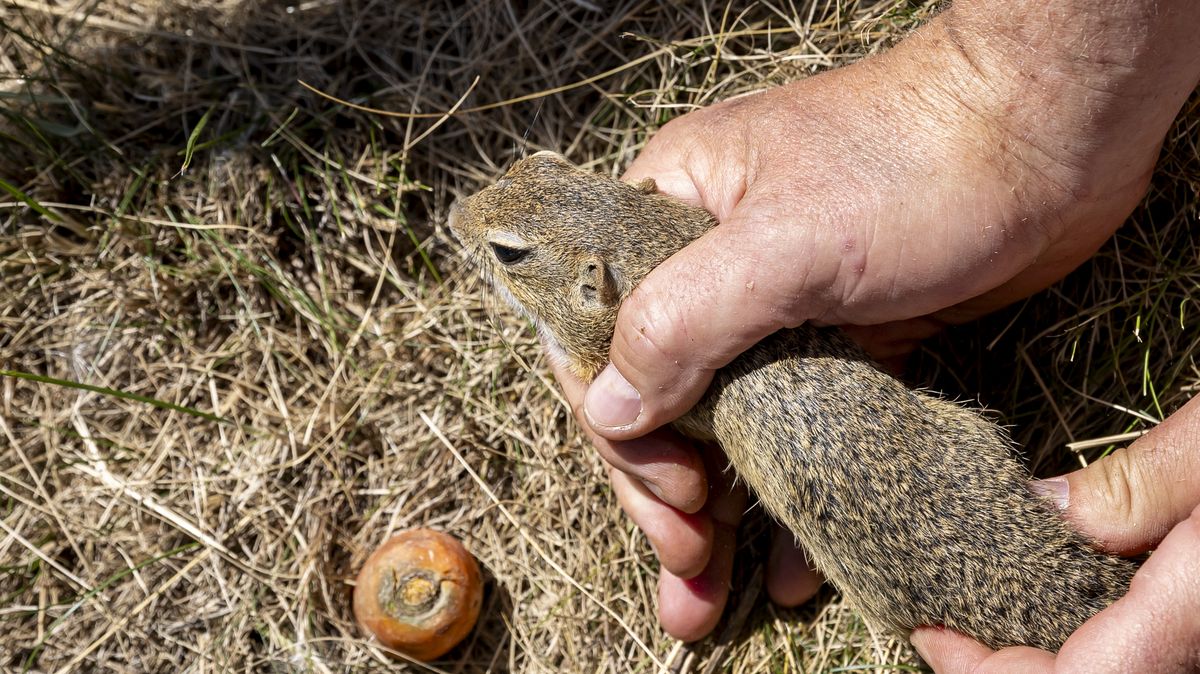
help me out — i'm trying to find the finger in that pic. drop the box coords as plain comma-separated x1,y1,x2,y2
1048,394,1200,554
620,150,702,208
1055,503,1200,672
765,527,823,607
838,316,946,364
550,354,707,512
584,196,824,439
619,114,701,204
595,432,708,514
914,504,1200,674
654,446,749,641
621,96,757,216
657,519,737,642
608,466,713,579
909,628,1055,674
695,444,750,528
909,628,994,673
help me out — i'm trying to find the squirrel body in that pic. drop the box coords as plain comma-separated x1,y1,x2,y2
449,151,1135,651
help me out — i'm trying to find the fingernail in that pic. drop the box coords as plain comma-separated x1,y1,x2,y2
1030,477,1070,510
584,364,642,429
641,479,666,501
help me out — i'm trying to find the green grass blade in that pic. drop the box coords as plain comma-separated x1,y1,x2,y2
0,369,228,424
0,177,60,222
179,105,214,174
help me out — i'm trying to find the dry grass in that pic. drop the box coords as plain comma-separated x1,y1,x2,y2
0,0,1197,672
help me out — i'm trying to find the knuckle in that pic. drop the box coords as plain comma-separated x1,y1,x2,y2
1087,447,1165,545
1095,449,1144,529
613,286,690,380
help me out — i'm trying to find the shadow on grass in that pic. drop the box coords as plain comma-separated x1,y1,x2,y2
0,0,663,267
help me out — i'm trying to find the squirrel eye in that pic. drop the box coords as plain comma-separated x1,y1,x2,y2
489,242,530,265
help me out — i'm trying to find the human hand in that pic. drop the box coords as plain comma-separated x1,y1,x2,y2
560,0,1200,639
548,355,822,640
910,394,1200,672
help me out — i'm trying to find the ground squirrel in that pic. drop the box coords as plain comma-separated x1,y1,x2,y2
448,151,1135,651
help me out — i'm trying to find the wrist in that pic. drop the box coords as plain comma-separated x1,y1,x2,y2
935,0,1200,161
865,0,1200,247
944,0,1200,91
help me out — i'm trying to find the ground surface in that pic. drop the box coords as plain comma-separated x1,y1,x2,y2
1,1,1198,672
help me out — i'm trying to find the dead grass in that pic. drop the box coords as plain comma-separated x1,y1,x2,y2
0,0,1196,672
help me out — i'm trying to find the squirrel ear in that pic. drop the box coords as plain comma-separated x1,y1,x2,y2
632,178,657,194
578,256,619,309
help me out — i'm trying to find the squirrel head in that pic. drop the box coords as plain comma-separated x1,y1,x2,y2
449,151,714,380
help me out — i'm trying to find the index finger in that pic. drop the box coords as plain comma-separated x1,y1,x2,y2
549,354,707,513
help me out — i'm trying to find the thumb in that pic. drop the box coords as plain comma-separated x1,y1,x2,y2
1047,394,1200,555
582,195,834,439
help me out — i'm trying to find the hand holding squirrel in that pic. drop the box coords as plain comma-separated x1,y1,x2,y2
913,396,1200,672
453,150,1136,652
559,0,1200,640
